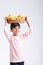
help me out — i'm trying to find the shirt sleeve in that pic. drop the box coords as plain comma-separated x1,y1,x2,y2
4,25,11,41
20,26,33,39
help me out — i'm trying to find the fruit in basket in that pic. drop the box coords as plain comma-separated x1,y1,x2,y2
17,14,25,23
5,14,25,24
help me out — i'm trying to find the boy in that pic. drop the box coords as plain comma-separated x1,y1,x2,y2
4,17,33,65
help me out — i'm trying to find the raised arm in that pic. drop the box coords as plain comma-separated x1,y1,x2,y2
20,16,33,39
4,18,11,41
25,16,33,32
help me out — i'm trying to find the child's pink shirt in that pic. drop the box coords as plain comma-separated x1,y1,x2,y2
4,25,33,62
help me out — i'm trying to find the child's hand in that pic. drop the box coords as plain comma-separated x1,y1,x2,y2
25,16,27,21
25,16,29,23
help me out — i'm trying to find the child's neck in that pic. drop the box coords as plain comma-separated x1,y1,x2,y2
13,34,18,36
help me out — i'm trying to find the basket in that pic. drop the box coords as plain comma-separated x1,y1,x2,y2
5,14,25,24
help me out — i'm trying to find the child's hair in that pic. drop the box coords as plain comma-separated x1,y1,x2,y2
10,23,20,30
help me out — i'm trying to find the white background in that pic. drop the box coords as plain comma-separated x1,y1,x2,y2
0,0,43,65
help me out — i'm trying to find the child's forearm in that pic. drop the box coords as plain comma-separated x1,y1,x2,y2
4,18,7,26
26,20,31,27
4,18,8,35
4,18,9,36
25,17,31,27
25,17,33,32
